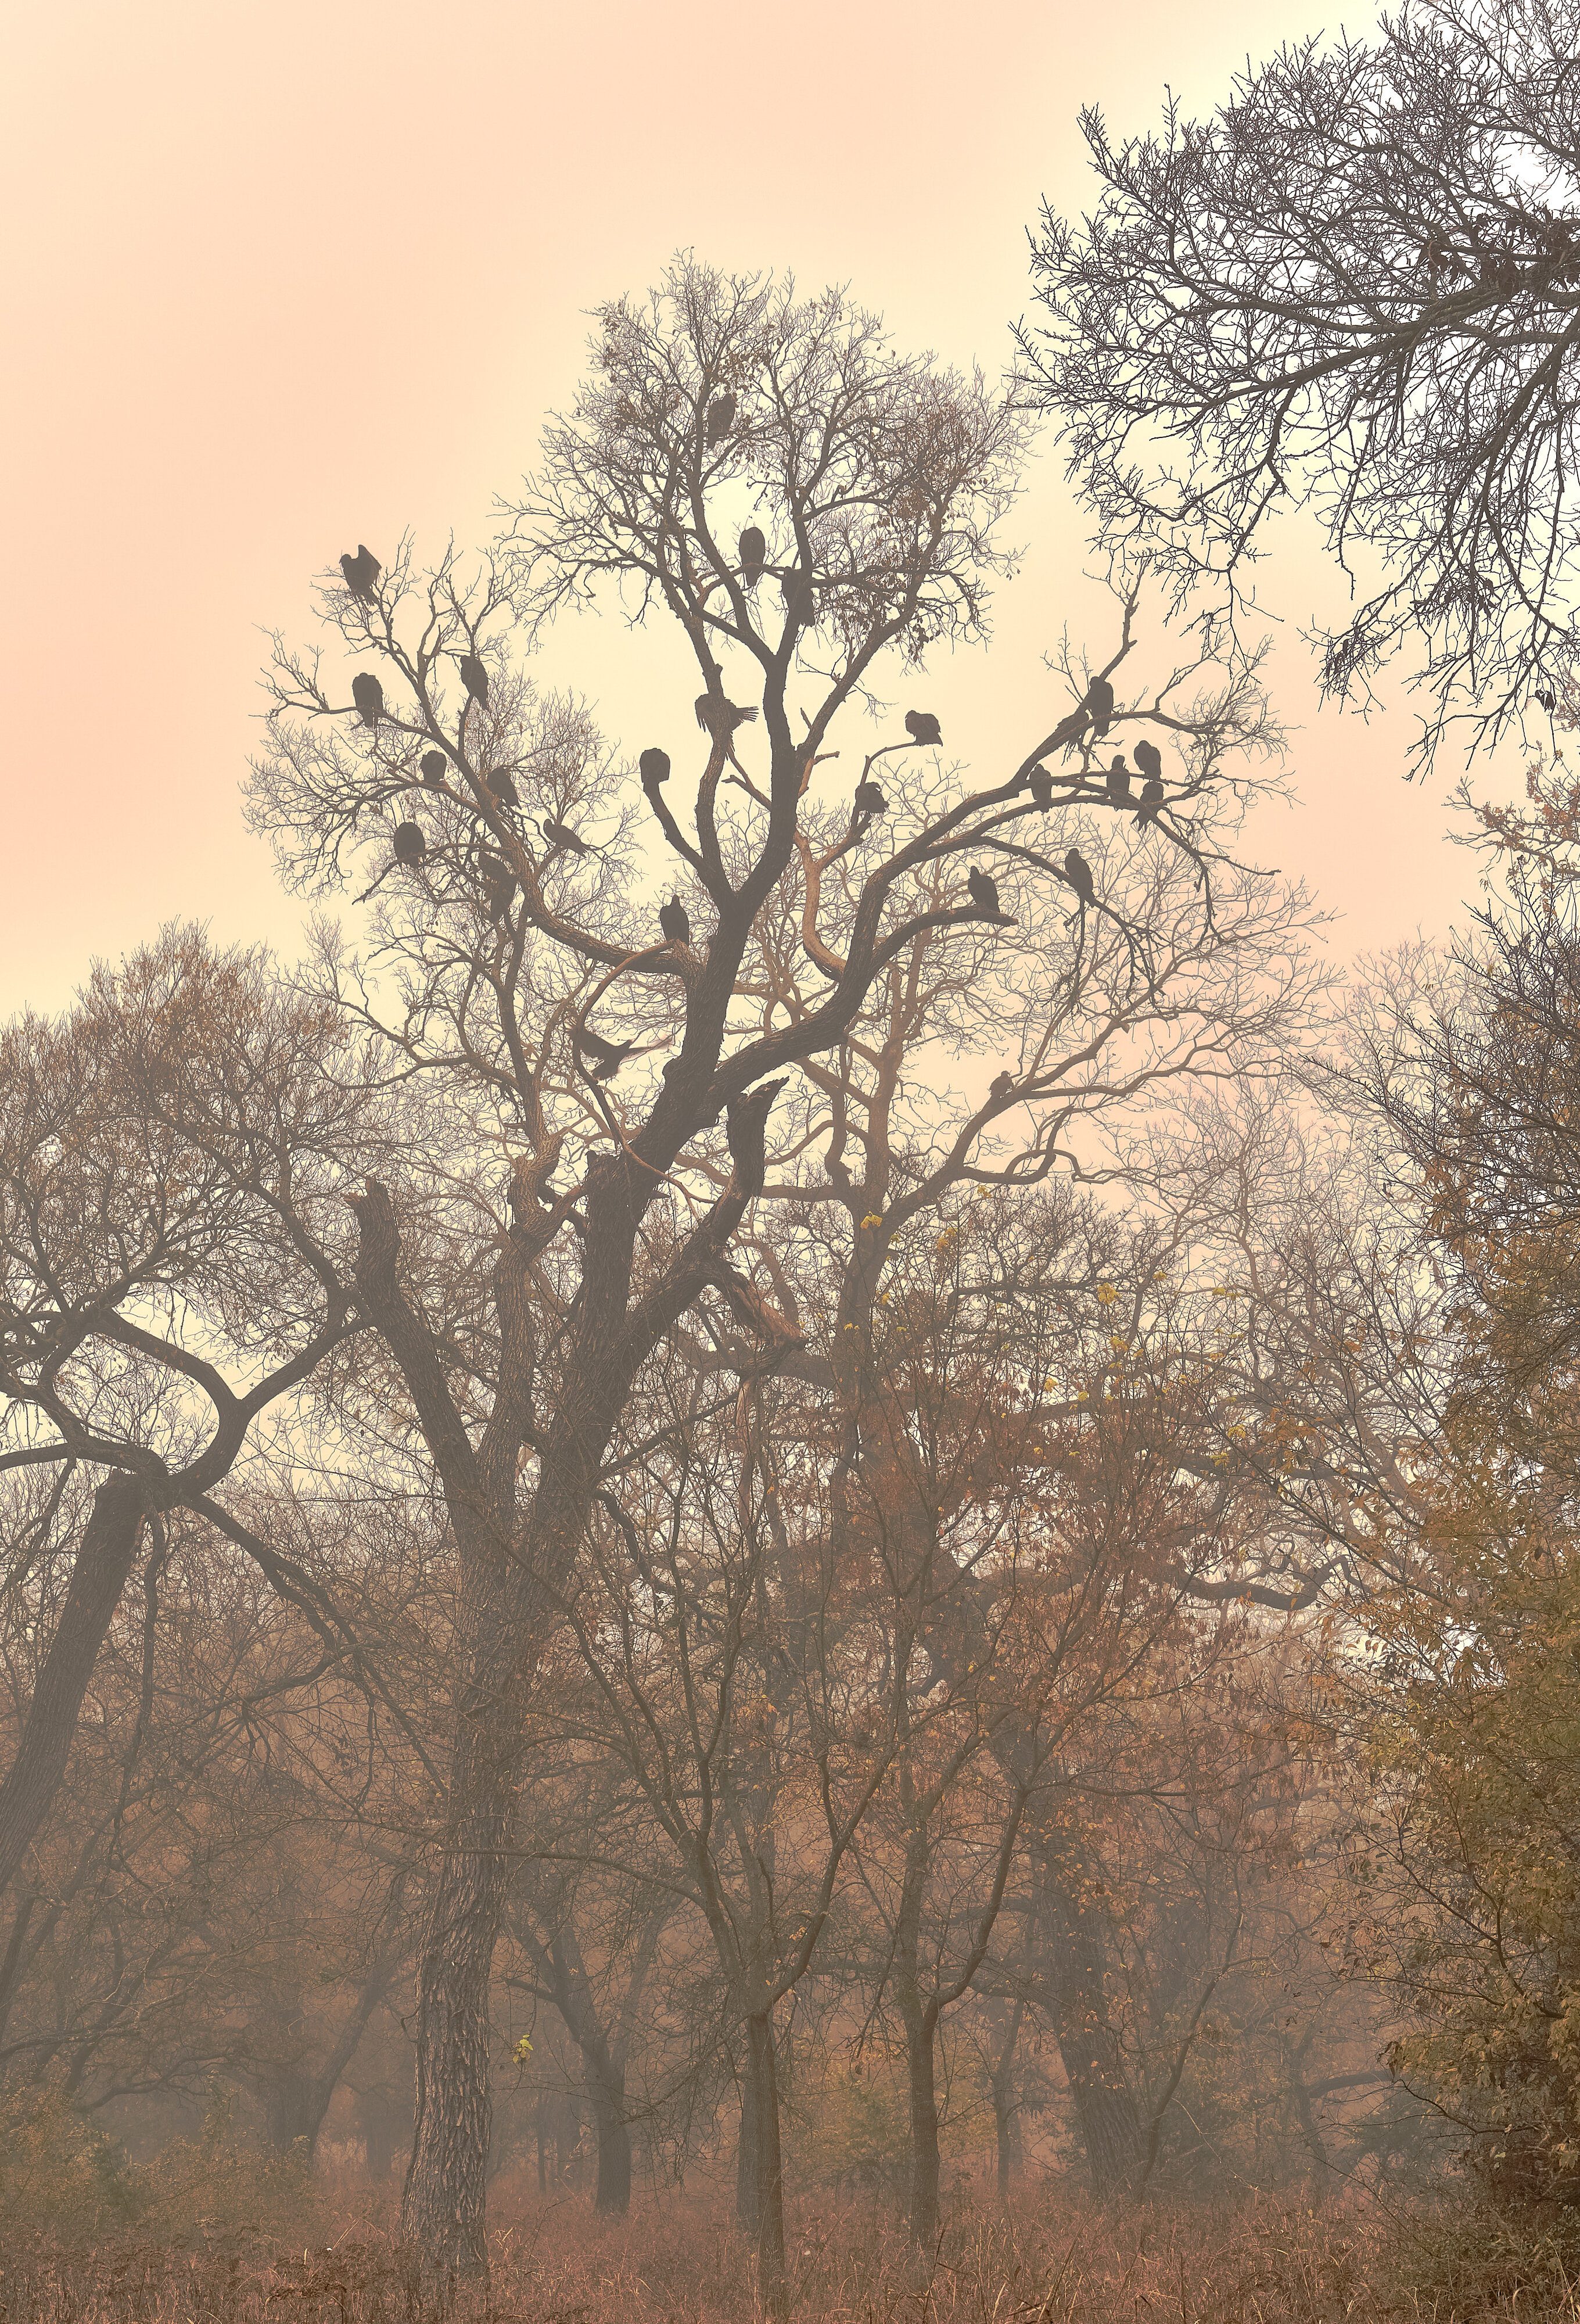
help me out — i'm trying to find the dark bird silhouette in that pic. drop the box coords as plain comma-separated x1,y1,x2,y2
705,392,737,447
726,1077,788,1195
659,899,691,945
541,817,590,856
1085,676,1115,739
989,1070,1015,1099
1132,738,1162,784
576,1027,635,1081
1105,755,1133,806
479,852,518,923
967,866,1004,917
458,653,490,706
340,545,380,600
640,747,672,795
392,821,426,867
1048,706,1089,754
1027,766,1055,808
419,749,447,785
853,780,887,820
906,709,943,747
351,673,384,727
1064,848,1096,906
487,770,519,809
739,526,767,586
695,694,759,736
1539,690,1557,712
1136,779,1166,827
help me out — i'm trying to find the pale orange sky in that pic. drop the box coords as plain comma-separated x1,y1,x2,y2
0,0,1514,1015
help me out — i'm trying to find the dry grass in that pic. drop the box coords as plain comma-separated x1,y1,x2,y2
2,2183,1579,2324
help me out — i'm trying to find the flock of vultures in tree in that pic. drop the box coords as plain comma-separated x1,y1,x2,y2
11,5,1580,2320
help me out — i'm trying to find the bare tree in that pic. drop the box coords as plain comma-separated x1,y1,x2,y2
1022,0,1580,763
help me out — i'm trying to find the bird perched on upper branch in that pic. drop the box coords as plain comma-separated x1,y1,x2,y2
739,526,766,586
351,673,384,727
1085,676,1115,738
1048,705,1089,753
1132,738,1162,784
853,780,887,821
659,899,692,945
906,709,943,746
1105,755,1133,806
640,747,671,801
1027,766,1055,808
541,817,590,856
967,866,1007,918
458,653,490,706
576,1028,635,1081
1064,848,1096,906
705,392,737,447
419,749,447,785
393,822,426,867
695,694,759,736
340,545,380,600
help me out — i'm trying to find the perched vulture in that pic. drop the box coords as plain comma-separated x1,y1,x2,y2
487,770,520,809
705,392,737,447
419,749,447,785
340,544,380,600
479,849,517,921
576,1027,634,1081
541,817,590,856
1048,706,1090,753
392,821,426,867
967,865,1004,917
351,672,384,727
781,571,816,629
906,709,943,747
458,652,490,706
989,1070,1015,1099
739,526,767,586
1136,779,1166,827
659,899,692,945
853,780,887,820
1105,755,1133,806
639,746,672,792
1027,766,1055,808
695,694,759,735
1085,676,1115,739
1064,848,1096,906
1132,738,1163,784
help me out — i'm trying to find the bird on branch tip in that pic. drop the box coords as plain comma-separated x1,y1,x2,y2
659,899,692,946
1105,754,1133,806
640,747,672,793
541,817,590,856
576,1028,635,1081
695,694,759,736
419,749,447,785
853,780,887,821
906,709,942,747
340,545,380,601
1064,848,1095,906
1085,676,1115,739
739,526,766,586
351,672,385,727
705,392,737,447
967,866,1007,919
392,822,426,867
458,653,490,706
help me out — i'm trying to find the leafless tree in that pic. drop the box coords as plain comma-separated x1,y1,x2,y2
1022,0,1580,763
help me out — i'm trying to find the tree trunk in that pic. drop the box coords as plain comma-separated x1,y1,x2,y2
990,2002,1024,2202
399,1695,517,2289
355,2086,407,2182
1032,1830,1142,2197
0,1478,143,1896
591,2075,632,2215
746,2011,788,2323
904,2002,942,2244
735,2060,759,2229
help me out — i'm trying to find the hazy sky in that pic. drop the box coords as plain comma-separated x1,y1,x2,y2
1,0,1516,1016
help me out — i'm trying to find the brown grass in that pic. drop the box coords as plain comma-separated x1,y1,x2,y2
2,2183,1578,2324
